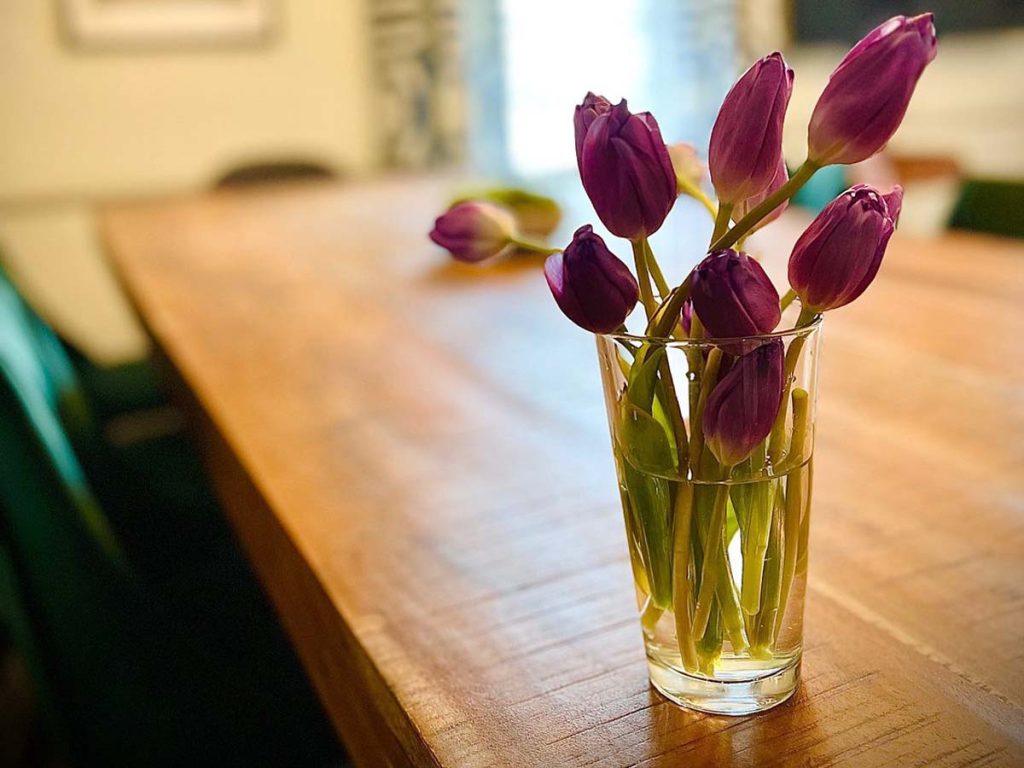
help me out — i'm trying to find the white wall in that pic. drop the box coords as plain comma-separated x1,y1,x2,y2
0,0,378,201
0,0,378,364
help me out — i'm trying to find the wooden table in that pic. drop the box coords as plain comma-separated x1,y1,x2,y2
102,177,1024,767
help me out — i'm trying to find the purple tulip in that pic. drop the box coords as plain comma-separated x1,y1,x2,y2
574,92,612,171
691,249,781,339
808,14,937,166
788,184,902,312
733,158,789,234
704,340,785,467
709,52,794,205
429,201,518,263
576,97,677,241
544,225,640,333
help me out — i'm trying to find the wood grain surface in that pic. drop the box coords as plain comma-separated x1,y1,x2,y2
101,177,1024,767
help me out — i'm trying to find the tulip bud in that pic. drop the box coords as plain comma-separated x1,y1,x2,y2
788,184,902,312
680,298,694,336
576,97,677,240
709,53,794,204
667,142,705,196
544,225,640,333
691,249,781,339
429,201,518,263
704,340,785,467
451,188,562,239
732,159,789,234
574,92,612,171
808,14,937,166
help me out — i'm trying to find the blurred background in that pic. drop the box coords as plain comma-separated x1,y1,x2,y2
2,0,1022,367
1,1,1021,765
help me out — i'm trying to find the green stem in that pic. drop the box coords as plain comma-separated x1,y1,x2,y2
679,179,719,218
643,240,671,300
645,277,692,339
775,461,809,640
640,241,690,466
774,388,811,476
659,361,689,471
710,161,818,252
751,484,785,655
691,474,732,639
632,239,657,321
740,474,773,616
715,535,748,653
711,202,734,246
687,347,722,472
780,288,798,313
796,458,814,578
768,308,818,465
671,483,700,672
509,237,561,256
641,597,664,634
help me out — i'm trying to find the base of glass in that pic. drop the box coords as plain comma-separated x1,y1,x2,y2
647,655,800,716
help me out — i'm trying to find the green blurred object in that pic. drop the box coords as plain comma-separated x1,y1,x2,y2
0,268,343,766
948,179,1024,239
452,186,562,238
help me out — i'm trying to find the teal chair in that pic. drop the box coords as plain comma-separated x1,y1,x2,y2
0,267,342,766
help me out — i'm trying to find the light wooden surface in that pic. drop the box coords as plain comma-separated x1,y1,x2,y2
101,177,1024,767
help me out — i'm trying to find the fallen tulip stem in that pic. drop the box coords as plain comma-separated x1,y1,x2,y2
710,161,819,252
508,237,562,256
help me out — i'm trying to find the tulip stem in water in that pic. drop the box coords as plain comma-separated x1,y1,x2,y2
775,460,809,640
710,160,819,252
640,596,664,634
671,483,700,672
691,477,732,639
740,449,772,616
775,389,811,475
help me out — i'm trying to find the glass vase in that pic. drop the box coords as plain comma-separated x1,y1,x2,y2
596,318,822,715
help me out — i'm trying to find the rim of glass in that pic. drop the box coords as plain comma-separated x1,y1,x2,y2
597,314,823,347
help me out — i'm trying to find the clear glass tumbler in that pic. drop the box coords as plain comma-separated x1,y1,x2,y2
595,318,822,715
